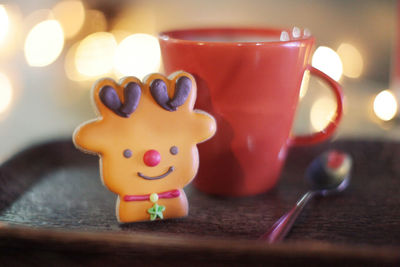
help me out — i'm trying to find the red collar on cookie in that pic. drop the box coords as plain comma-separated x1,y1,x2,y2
123,189,180,202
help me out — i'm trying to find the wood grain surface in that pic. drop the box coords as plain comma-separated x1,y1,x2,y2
0,139,399,266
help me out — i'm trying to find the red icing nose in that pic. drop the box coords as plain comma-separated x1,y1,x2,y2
143,149,161,167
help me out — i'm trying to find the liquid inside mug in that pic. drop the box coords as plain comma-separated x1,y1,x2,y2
159,28,343,196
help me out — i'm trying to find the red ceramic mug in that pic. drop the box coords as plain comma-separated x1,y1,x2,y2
159,28,343,196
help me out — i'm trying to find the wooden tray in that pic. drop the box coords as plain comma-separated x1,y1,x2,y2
0,139,399,266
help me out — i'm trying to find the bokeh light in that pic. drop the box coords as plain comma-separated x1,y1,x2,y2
312,46,343,81
373,90,398,121
75,32,117,77
310,97,337,131
24,20,64,67
114,33,161,79
53,0,85,39
337,43,363,79
0,5,9,44
0,72,13,115
0,4,23,59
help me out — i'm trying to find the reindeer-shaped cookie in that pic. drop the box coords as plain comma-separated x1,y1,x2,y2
73,71,216,223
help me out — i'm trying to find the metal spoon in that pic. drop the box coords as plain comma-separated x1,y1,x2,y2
259,150,352,243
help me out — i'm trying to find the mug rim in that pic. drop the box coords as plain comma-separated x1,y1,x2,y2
159,27,315,47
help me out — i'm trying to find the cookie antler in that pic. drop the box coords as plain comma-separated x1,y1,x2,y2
150,79,174,111
99,82,141,117
168,76,191,110
150,76,191,111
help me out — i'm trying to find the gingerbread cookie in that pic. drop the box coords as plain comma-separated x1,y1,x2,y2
73,71,216,223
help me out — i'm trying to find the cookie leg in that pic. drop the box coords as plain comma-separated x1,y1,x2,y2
117,197,152,223
159,193,189,220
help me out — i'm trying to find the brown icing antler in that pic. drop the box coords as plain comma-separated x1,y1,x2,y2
168,76,191,110
150,77,191,111
99,82,141,117
150,79,174,111
120,82,141,115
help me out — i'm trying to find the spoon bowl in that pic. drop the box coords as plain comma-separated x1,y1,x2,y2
306,150,352,196
259,150,352,243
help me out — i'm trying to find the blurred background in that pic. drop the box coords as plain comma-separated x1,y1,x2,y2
0,0,397,161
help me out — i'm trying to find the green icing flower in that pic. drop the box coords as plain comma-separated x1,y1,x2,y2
147,203,166,221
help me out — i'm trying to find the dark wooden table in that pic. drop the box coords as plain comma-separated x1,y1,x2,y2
0,139,399,266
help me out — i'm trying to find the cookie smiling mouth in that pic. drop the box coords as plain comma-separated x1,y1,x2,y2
138,166,174,180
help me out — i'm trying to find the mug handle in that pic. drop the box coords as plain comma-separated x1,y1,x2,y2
288,65,344,146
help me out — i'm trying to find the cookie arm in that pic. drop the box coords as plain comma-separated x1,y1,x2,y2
73,120,103,154
192,110,217,144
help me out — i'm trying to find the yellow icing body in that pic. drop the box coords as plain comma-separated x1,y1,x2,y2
73,71,216,223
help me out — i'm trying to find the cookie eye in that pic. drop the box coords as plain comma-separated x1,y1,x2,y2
123,149,132,158
170,146,178,155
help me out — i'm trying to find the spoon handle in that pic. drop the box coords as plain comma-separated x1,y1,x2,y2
259,191,315,243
